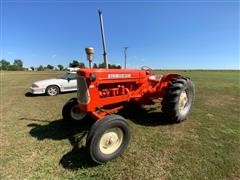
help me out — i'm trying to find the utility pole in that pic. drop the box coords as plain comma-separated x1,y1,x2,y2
124,47,128,69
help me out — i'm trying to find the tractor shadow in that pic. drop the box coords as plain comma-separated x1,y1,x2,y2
26,103,173,170
118,103,175,126
27,118,97,170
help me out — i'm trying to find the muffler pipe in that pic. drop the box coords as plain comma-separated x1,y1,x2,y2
98,9,108,69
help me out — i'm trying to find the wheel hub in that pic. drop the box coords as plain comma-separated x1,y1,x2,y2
178,91,188,112
48,88,57,95
99,128,123,155
70,106,87,120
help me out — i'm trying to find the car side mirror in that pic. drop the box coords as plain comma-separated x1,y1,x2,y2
67,78,71,82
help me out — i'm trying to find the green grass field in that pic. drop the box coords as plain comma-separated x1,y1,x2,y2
1,70,240,179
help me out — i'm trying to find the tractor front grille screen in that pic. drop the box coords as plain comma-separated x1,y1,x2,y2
77,76,90,104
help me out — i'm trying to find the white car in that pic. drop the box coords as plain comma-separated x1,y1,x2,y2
30,71,78,96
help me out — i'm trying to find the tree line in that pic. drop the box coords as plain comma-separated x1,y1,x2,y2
0,59,24,71
0,59,121,71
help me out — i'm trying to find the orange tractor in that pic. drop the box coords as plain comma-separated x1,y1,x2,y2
62,10,195,164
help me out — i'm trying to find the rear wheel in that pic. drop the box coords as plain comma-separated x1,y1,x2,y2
87,115,131,164
161,77,195,123
62,98,87,125
46,85,60,96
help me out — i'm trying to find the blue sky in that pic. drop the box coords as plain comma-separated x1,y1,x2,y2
1,1,239,69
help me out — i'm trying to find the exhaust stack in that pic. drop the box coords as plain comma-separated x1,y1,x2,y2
98,9,108,69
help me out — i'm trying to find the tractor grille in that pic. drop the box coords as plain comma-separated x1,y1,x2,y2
77,76,90,104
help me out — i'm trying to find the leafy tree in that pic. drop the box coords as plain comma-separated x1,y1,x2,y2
116,65,121,69
93,63,98,68
79,62,85,68
108,64,116,69
13,59,23,68
98,62,105,68
104,63,121,69
108,64,121,69
8,65,18,71
69,60,80,67
30,66,34,71
46,64,54,70
93,63,121,69
0,59,10,70
58,64,64,71
69,60,85,68
37,65,44,71
7,59,24,71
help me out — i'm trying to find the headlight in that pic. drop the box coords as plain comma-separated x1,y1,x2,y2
32,84,39,88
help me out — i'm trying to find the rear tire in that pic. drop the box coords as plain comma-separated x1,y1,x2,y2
62,98,87,126
161,77,195,123
46,85,60,96
87,115,131,164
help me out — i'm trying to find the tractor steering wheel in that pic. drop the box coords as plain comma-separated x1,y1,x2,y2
141,66,154,75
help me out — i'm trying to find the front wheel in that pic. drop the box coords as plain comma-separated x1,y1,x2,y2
161,77,195,123
86,115,131,164
62,98,87,125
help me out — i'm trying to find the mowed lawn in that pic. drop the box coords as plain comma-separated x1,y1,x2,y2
1,70,239,179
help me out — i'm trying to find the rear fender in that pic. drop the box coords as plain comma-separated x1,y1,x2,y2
158,73,180,96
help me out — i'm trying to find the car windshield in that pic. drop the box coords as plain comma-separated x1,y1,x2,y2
58,73,76,80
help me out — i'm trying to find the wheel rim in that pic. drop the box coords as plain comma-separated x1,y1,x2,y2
178,90,188,112
70,106,87,121
99,128,124,155
48,87,58,96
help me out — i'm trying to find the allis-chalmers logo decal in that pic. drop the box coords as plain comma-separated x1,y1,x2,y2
108,74,131,78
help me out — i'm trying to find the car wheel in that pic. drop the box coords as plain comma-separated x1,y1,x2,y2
46,85,60,96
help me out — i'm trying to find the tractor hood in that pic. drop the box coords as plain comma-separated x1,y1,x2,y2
77,68,148,84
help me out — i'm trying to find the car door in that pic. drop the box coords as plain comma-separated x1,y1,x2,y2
63,73,77,91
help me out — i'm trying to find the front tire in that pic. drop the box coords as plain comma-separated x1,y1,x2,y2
62,98,87,125
161,77,195,123
87,115,131,164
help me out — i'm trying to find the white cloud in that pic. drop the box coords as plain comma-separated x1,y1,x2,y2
51,54,57,58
